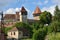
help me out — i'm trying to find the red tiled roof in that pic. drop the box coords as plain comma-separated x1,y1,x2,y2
4,14,16,20
8,27,18,32
33,6,41,15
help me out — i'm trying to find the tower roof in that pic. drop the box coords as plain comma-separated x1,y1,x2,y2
33,6,41,15
20,6,27,12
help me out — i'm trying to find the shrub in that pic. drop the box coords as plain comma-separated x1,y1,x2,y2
32,28,47,40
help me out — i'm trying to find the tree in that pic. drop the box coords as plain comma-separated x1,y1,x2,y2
32,27,47,40
14,22,33,38
31,22,40,30
54,5,60,21
48,21,60,34
5,27,13,34
40,11,52,24
48,6,60,34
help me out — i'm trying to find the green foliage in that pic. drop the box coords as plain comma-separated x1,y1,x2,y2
48,21,60,33
31,22,40,30
40,11,52,24
5,27,13,34
32,27,47,40
54,5,60,21
14,22,33,38
31,21,45,33
48,32,60,40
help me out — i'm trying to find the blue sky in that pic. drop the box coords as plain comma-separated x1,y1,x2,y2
0,0,60,19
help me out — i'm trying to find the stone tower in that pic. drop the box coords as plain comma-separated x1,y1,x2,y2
20,6,27,23
33,6,41,20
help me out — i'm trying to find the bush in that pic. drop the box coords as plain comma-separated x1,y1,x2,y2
47,32,60,40
14,22,33,38
32,28,47,40
48,21,60,34
5,27,13,34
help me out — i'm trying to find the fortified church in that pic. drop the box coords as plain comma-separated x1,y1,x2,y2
0,6,42,40
3,6,41,27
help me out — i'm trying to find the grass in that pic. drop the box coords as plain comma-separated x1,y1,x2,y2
47,32,60,40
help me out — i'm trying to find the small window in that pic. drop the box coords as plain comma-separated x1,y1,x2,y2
14,32,15,35
11,32,12,35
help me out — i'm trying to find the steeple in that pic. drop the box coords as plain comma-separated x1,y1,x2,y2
33,6,41,20
20,6,27,15
20,6,27,23
33,6,41,15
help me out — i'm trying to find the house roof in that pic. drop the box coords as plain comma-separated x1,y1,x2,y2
8,27,18,32
33,6,41,15
8,27,29,32
4,14,16,20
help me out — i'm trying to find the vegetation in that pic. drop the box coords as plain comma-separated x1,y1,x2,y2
14,22,33,38
40,11,52,24
32,27,47,40
5,27,13,34
32,5,60,40
54,6,60,21
47,32,60,40
4,5,60,40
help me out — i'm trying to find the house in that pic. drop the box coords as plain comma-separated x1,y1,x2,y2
7,27,30,40
2,6,42,40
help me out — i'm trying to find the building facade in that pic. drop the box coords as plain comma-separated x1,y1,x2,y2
7,27,30,40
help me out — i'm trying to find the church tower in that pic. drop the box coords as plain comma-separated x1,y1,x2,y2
33,6,41,20
20,6,27,23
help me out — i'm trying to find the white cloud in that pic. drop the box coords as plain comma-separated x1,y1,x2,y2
15,8,21,12
32,1,42,5
4,8,15,14
3,7,32,19
41,5,56,16
4,7,30,15
44,0,48,4
52,0,60,4
41,5,60,16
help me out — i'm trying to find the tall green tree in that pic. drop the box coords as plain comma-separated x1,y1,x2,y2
40,11,52,24
54,5,60,21
48,6,60,34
